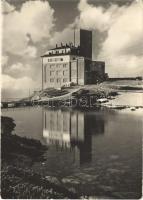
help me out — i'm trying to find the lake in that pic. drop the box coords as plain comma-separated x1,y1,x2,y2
2,92,142,199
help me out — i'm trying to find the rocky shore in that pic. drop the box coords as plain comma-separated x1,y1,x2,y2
2,79,143,109
1,116,79,199
1,84,119,109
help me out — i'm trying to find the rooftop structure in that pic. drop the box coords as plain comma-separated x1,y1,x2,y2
42,43,80,57
80,29,92,59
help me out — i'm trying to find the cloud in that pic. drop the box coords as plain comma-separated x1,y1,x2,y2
101,55,143,77
2,0,15,14
77,0,124,31
2,55,9,66
8,62,30,72
49,0,114,46
3,62,32,78
97,1,143,76
2,74,35,90
101,3,142,55
23,46,37,58
1,0,55,98
3,0,55,56
77,0,143,77
50,24,79,47
50,0,129,51
2,74,39,98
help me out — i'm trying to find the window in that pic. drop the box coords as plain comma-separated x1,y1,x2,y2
57,64,62,68
63,63,67,68
48,59,52,62
48,57,64,63
57,78,61,83
56,70,61,75
63,78,68,83
50,71,54,76
50,78,54,82
50,64,55,68
63,70,68,75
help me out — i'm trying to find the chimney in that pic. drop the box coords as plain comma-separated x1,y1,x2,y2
56,44,58,48
61,42,63,47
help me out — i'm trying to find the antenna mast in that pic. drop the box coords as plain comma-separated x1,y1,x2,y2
74,27,76,46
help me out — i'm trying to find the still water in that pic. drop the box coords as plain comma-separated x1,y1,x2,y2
2,92,142,199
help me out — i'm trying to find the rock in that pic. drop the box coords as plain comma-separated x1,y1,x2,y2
130,107,136,111
42,162,45,165
62,177,80,185
45,176,60,185
74,172,98,182
68,187,76,194
107,168,124,174
99,185,114,192
110,155,119,160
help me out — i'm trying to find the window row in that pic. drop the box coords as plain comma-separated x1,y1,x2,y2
48,63,68,68
47,58,63,62
49,70,68,76
50,78,68,83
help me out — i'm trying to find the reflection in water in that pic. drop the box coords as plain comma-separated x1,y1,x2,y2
43,109,105,165
2,100,142,198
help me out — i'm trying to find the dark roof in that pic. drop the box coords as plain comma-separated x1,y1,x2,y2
41,52,80,58
50,45,71,50
41,45,80,57
41,52,71,57
49,45,80,50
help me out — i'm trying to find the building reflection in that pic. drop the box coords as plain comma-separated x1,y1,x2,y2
43,109,105,165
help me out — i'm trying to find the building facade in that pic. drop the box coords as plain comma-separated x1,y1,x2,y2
41,29,107,89
42,50,85,89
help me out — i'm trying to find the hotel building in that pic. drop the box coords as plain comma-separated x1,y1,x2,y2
41,29,107,89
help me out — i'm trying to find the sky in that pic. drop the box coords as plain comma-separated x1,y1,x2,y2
1,0,143,98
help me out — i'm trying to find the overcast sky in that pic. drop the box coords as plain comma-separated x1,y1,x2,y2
2,0,143,98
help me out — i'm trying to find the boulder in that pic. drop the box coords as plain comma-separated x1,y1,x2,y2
45,176,61,186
